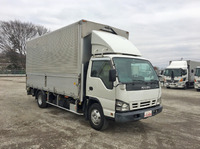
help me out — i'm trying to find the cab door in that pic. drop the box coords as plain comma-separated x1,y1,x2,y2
86,58,115,117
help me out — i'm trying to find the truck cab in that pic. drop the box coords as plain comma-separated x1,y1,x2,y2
163,60,200,89
164,61,189,89
85,31,162,130
194,66,200,91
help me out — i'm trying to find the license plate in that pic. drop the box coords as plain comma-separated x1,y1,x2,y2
144,110,152,118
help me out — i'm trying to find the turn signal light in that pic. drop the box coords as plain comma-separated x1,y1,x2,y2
194,79,196,82
179,78,183,82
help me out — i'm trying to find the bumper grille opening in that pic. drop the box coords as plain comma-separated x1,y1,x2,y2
140,101,150,107
133,114,140,119
132,103,138,108
131,99,157,110
152,100,156,105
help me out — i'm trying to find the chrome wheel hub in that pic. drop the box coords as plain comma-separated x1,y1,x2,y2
91,109,101,125
38,95,42,105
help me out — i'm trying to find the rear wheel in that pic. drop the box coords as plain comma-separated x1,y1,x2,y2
88,103,108,130
37,91,47,108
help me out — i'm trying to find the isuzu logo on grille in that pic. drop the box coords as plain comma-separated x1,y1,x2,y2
141,86,151,89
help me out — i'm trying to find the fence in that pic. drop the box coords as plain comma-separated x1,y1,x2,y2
0,69,25,74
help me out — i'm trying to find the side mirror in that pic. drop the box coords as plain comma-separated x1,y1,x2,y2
109,69,116,82
160,70,164,75
182,70,187,76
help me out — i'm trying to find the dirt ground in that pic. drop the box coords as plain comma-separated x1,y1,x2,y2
0,77,200,149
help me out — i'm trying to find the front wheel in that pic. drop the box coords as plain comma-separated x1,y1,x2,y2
184,82,189,90
88,103,108,130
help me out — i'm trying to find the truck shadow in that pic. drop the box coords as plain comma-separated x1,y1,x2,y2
106,120,154,133
162,87,196,91
44,105,159,134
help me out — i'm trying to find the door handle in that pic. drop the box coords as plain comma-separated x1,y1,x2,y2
89,86,93,91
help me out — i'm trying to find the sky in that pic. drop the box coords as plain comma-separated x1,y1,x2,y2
1,0,200,68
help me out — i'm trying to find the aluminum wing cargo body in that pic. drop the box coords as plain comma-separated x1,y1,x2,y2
168,60,200,82
26,20,128,100
187,60,200,82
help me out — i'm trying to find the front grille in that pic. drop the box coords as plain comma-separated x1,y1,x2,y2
140,101,150,107
166,80,178,83
131,99,157,110
152,100,156,105
132,103,138,108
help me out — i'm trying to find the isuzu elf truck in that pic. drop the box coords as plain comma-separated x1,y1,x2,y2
26,20,162,130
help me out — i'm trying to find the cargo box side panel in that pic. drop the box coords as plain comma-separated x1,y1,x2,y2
27,74,79,99
26,22,81,98
47,75,79,99
26,22,80,75
27,74,45,89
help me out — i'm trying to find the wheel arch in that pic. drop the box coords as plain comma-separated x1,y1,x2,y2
35,89,45,99
84,97,103,120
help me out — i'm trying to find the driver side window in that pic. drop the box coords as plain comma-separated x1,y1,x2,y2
91,60,113,89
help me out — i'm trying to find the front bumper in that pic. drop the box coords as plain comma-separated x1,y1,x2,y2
194,83,200,89
165,82,185,88
115,105,163,123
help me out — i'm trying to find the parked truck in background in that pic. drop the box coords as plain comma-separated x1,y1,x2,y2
26,20,162,130
163,60,200,89
194,66,200,91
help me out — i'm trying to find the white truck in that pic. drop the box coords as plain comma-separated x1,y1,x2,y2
26,20,162,130
163,60,200,89
194,66,200,91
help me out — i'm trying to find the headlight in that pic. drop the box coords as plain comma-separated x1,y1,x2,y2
116,100,130,111
157,97,162,105
179,78,186,82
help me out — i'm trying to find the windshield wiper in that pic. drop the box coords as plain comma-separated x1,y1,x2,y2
125,82,135,85
150,80,159,85
123,80,144,85
125,80,158,85
132,80,146,84
150,79,158,82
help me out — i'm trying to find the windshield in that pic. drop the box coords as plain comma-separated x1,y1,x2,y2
195,68,200,76
113,57,159,84
164,69,185,77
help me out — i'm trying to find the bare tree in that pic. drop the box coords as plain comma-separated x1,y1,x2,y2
0,20,49,69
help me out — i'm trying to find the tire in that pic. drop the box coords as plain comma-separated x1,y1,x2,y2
88,103,108,130
184,83,189,90
37,91,47,108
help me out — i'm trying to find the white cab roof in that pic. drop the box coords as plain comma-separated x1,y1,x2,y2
91,31,142,56
167,61,187,69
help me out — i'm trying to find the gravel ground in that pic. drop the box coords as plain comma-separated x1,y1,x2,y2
0,77,200,149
